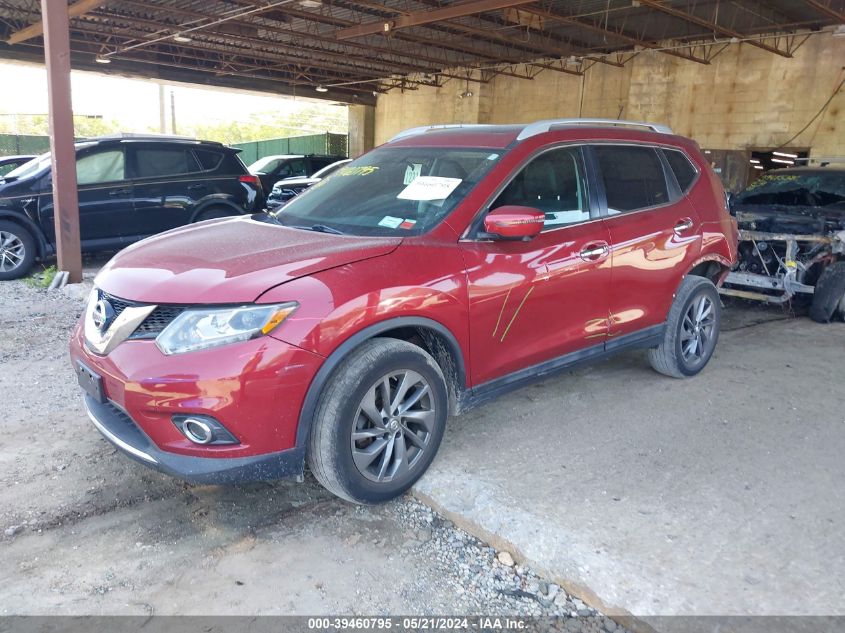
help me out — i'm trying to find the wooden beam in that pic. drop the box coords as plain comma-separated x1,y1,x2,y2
42,0,82,283
334,0,536,40
8,0,106,44
637,0,791,58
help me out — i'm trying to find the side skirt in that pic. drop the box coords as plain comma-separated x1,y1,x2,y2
460,323,665,412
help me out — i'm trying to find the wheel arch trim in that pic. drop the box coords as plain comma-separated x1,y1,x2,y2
0,210,50,258
294,316,467,449
189,197,244,222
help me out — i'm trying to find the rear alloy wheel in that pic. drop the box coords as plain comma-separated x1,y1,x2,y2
649,276,721,378
307,338,448,504
0,221,36,281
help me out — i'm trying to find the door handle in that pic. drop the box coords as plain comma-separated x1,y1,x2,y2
673,218,694,234
187,184,207,191
579,242,609,262
108,188,131,197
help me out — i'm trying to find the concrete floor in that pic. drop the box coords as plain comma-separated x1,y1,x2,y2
415,302,845,618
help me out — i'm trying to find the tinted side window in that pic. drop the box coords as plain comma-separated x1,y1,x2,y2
594,146,669,213
492,146,589,229
311,157,335,170
220,153,247,175
194,149,223,171
0,162,19,177
278,158,307,178
76,149,125,185
134,147,200,178
663,149,697,192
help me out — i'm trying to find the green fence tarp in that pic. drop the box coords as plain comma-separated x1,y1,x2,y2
0,132,349,163
233,133,348,165
0,133,51,156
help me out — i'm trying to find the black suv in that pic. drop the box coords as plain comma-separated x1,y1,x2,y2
0,135,263,280
248,153,346,193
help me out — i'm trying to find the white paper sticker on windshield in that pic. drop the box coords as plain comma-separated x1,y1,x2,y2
403,163,422,185
397,176,462,201
378,215,404,228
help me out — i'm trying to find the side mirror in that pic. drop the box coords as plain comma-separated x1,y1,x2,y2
483,206,545,240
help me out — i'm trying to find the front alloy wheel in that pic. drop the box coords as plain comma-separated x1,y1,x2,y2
351,370,435,483
0,230,26,273
307,338,448,504
0,221,36,280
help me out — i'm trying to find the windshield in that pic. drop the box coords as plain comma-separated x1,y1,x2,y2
274,147,501,236
735,172,845,208
4,152,50,180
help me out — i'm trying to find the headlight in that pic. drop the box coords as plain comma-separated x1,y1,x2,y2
155,302,298,355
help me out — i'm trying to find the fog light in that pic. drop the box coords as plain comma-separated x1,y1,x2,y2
183,418,213,444
172,415,239,445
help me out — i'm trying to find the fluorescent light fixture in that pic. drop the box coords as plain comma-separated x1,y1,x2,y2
315,85,329,93
753,165,764,170
95,55,111,64
772,151,798,159
771,158,794,165
299,0,323,6
749,159,760,164
173,34,192,43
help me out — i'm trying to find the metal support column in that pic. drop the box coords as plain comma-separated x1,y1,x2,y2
42,0,82,283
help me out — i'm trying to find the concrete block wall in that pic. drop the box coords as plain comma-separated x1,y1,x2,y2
374,34,845,157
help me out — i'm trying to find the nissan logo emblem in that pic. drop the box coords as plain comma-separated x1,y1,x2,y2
92,299,115,333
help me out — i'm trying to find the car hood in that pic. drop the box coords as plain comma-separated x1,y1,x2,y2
95,215,402,304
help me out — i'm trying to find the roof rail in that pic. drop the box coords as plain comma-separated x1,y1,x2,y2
86,132,201,142
516,118,673,140
388,124,498,143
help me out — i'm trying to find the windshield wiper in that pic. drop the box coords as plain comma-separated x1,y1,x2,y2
291,224,346,235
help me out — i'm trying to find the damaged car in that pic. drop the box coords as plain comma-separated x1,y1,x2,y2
720,166,845,322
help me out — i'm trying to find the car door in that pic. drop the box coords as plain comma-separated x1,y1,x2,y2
38,145,131,245
126,143,203,237
591,144,702,340
460,145,612,385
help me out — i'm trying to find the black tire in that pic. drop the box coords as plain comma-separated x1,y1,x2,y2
648,276,722,378
809,262,845,323
307,338,449,504
0,220,36,281
194,206,239,222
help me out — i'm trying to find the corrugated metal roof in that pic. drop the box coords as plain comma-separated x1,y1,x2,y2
0,0,840,104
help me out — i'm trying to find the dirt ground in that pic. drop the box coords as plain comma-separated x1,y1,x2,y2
2,259,840,624
0,266,611,627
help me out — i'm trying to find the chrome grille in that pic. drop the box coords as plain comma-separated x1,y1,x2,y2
98,290,184,339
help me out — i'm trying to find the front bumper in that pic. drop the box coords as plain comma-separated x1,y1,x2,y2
84,394,305,484
69,320,324,482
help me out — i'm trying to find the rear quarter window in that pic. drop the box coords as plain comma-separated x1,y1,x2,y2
194,149,224,171
218,152,249,175
663,149,698,192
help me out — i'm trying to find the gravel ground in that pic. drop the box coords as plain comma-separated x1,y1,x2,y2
0,270,622,631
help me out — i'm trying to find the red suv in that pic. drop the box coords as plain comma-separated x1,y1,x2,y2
70,119,737,503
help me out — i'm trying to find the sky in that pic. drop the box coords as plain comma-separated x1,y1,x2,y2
0,61,347,134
